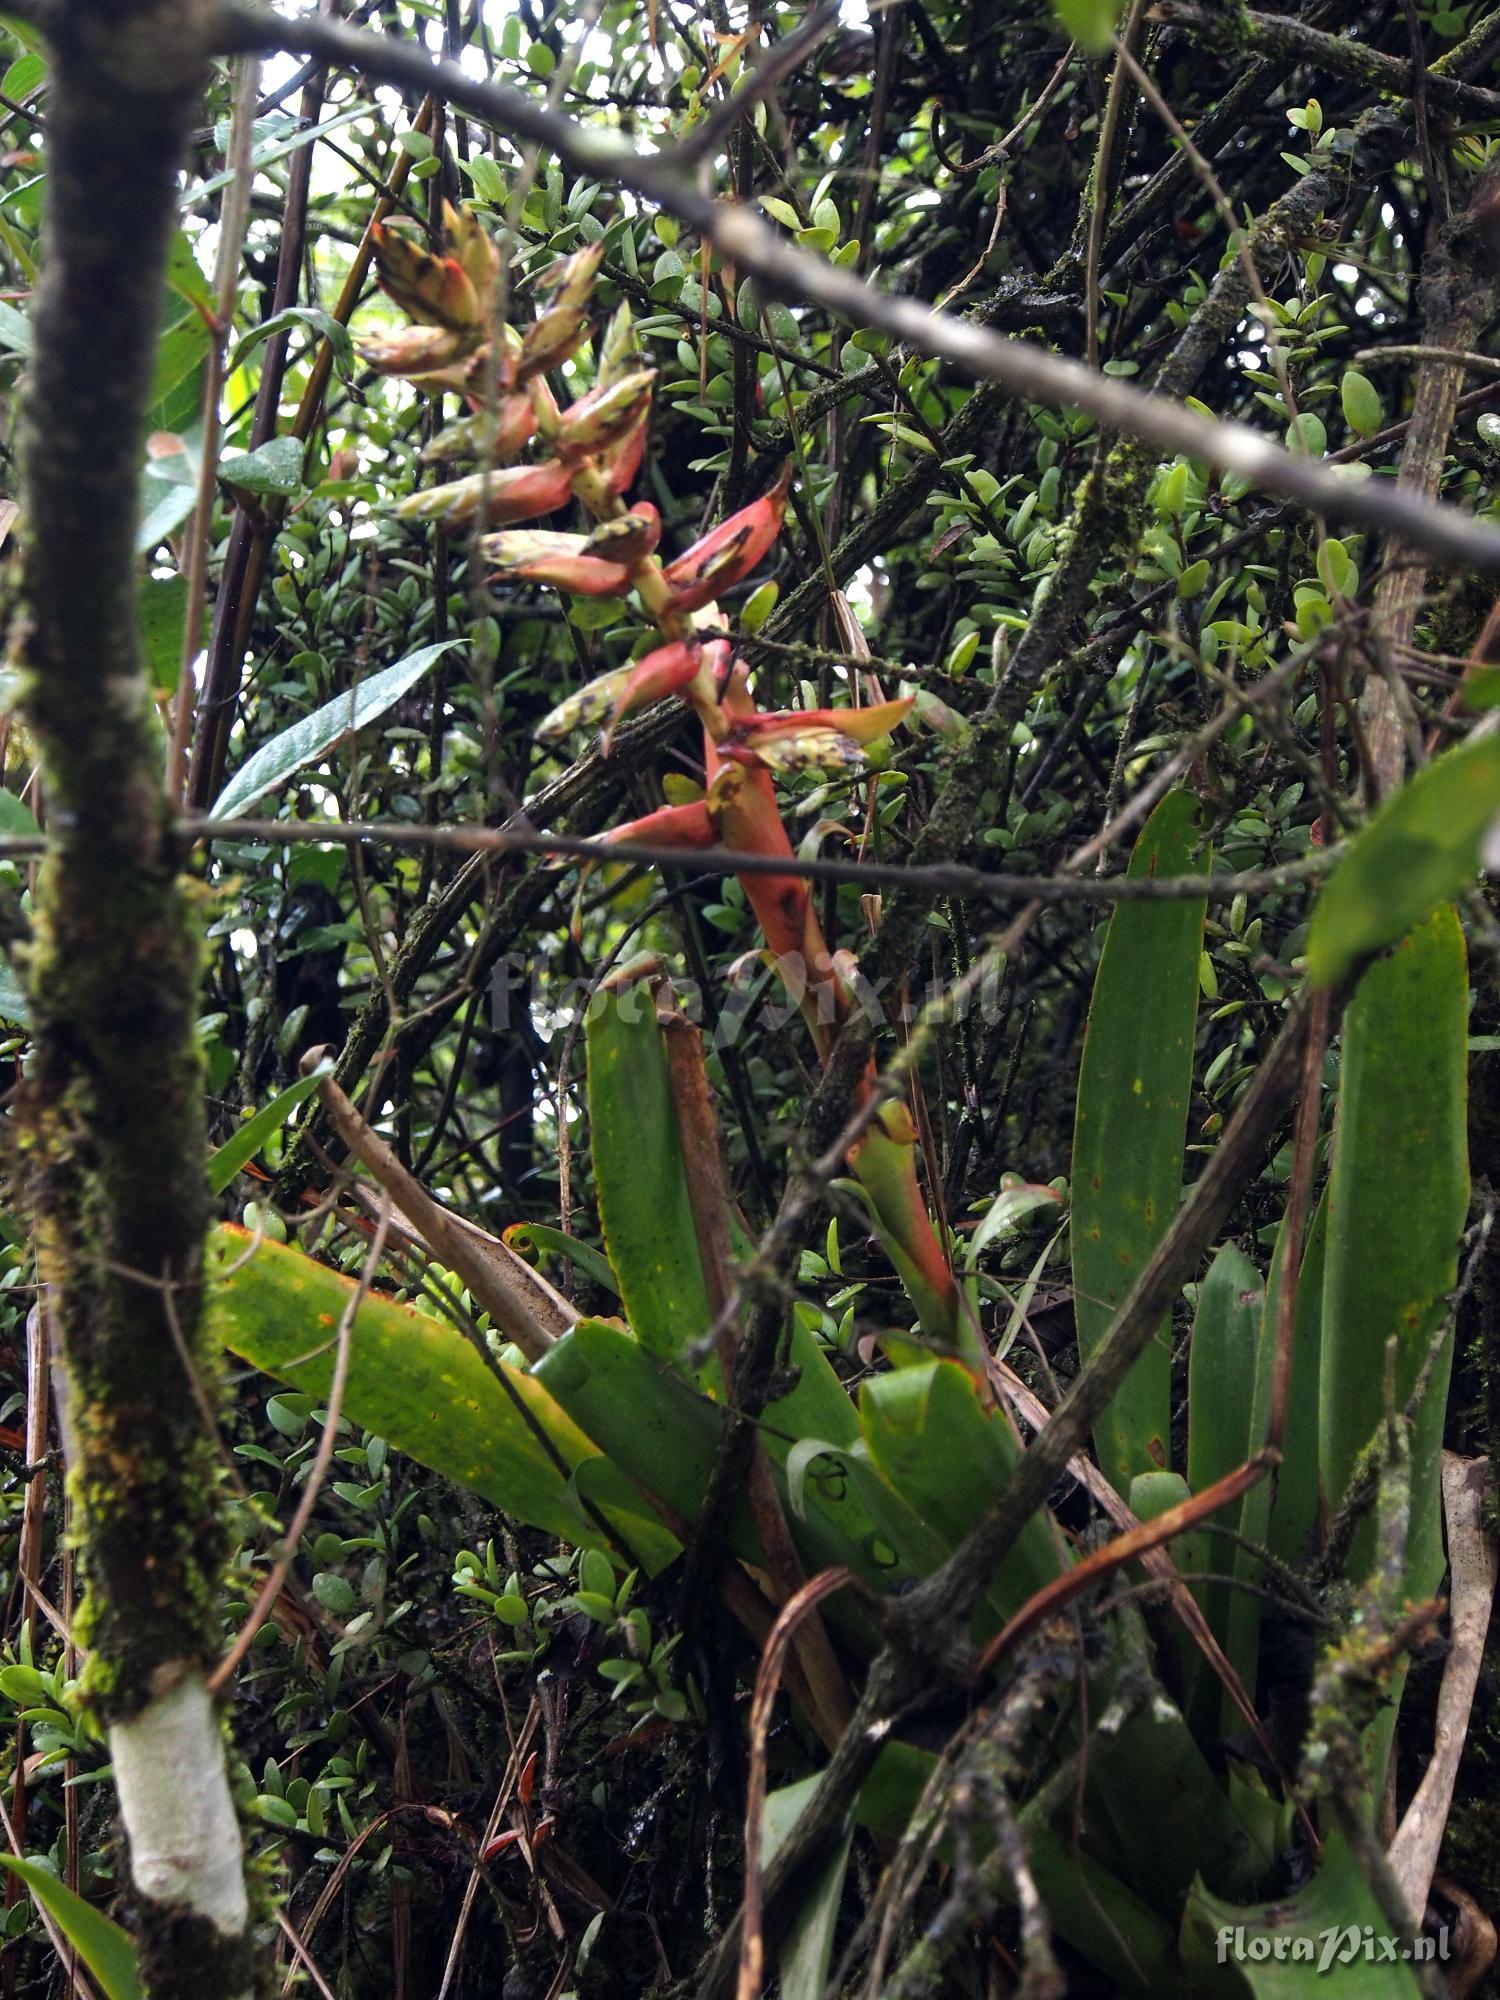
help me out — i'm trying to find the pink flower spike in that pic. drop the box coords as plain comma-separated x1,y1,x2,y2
407,349,493,397
538,662,638,743
487,550,633,596
423,392,537,465
481,531,631,594
483,529,591,564
542,240,607,314
357,326,478,377
601,411,649,496
369,222,480,330
723,728,866,775
604,800,717,851
391,458,576,527
555,369,657,462
601,640,704,749
742,697,914,747
660,463,791,613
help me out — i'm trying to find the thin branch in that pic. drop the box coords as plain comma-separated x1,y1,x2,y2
305,1059,572,1359
1359,163,1500,791
183,813,1335,907
954,41,1075,174
1358,344,1500,379
888,983,1334,1650
17,1,254,1969
676,3,839,167
210,1,1500,575
168,53,259,804
737,1568,857,2000
1085,0,1148,372
206,1200,393,1695
977,1453,1273,1675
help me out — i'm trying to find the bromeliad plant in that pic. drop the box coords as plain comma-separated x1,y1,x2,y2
205,838,1476,1995
198,206,1485,1996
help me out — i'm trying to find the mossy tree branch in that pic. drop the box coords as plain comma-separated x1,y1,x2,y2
1162,0,1500,119
17,2,255,1992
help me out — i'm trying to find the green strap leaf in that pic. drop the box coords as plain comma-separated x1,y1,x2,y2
583,976,714,1374
1187,1244,1263,1499
536,1321,923,1615
1318,906,1469,1789
229,305,354,379
1259,1191,1327,1572
0,300,32,358
206,1061,329,1194
1049,0,1125,52
218,434,306,498
185,103,374,209
1183,1242,1264,1725
762,1775,854,2000
503,1222,620,1297
0,791,35,840
852,1741,1180,1995
1193,1204,1326,1741
1320,907,1469,1591
0,1856,143,2000
137,433,203,555
210,639,463,820
0,954,29,1025
1181,1834,1423,1997
1071,790,1210,1493
1306,730,1500,986
139,574,198,695
206,1226,676,1572
858,1360,1065,1631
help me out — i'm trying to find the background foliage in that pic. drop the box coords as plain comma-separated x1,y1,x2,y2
2,0,1500,1993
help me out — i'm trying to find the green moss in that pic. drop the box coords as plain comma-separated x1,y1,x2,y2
20,830,226,1723
133,1902,260,2000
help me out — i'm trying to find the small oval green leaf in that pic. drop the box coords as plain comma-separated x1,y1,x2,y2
1340,368,1384,439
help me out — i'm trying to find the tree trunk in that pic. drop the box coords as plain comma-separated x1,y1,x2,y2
18,3,255,1993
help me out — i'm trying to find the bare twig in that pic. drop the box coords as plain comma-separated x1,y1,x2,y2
208,1198,390,1694
976,1454,1273,1675
183,813,1336,907
993,1356,1312,1828
954,43,1075,174
1358,345,1500,378
737,1568,857,2000
1359,164,1500,791
167,53,258,804
302,1053,574,1359
1085,0,1148,372
1389,1455,1498,1921
1159,2,1500,118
